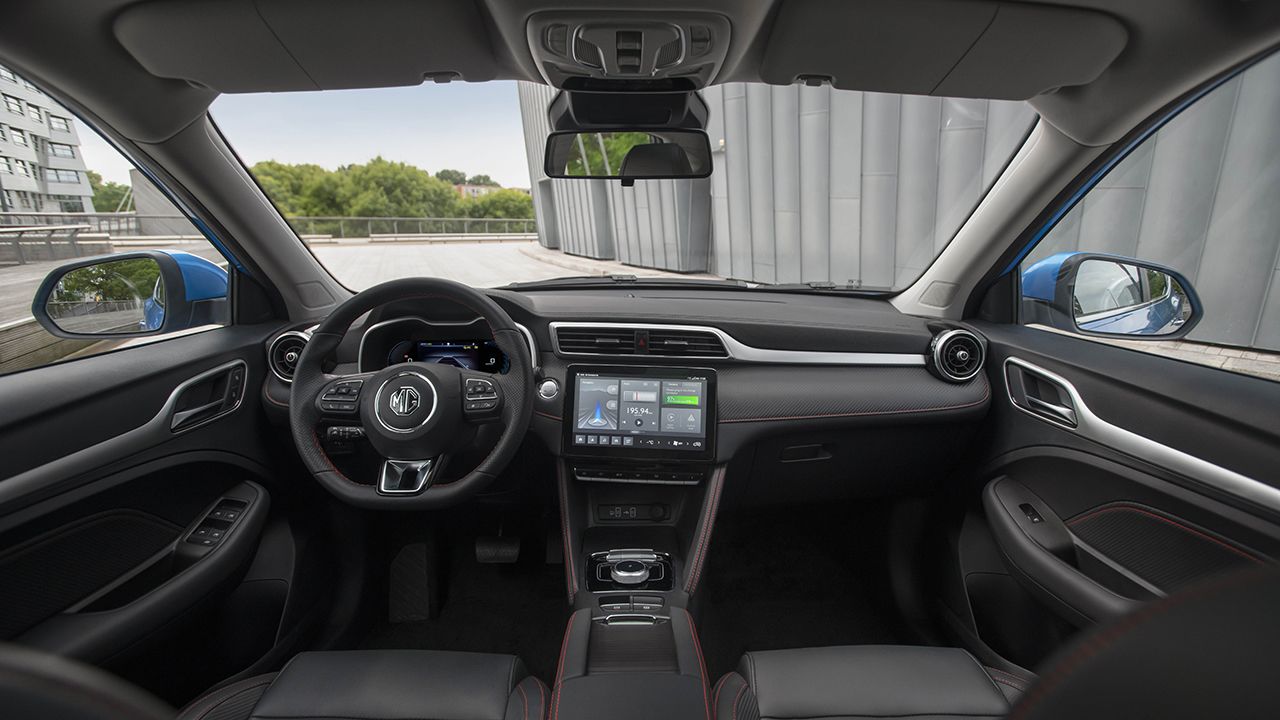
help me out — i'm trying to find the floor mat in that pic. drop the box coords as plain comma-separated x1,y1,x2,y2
359,520,569,683
694,503,911,679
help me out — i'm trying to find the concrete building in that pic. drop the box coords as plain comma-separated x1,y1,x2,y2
456,183,501,199
0,64,95,214
518,51,1280,351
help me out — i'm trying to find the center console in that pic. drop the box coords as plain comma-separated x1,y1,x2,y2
552,365,723,719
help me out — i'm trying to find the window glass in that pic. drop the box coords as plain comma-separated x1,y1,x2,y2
1020,52,1280,383
0,68,229,377
211,83,1036,292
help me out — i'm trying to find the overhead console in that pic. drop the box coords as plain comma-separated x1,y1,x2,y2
526,11,732,90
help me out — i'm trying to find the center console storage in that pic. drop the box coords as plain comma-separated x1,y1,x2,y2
553,609,711,720
551,364,723,719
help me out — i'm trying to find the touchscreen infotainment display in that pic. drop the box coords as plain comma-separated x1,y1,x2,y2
565,366,715,459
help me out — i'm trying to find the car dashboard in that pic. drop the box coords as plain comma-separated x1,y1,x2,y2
262,286,991,503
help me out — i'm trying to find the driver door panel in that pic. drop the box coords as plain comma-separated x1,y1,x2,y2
0,323,290,700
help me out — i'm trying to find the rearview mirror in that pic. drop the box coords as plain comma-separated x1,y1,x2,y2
544,129,712,185
31,250,228,339
1021,252,1202,339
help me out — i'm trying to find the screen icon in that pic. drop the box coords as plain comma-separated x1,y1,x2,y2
574,434,586,445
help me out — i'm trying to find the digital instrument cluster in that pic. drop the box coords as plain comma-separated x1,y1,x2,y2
386,339,509,374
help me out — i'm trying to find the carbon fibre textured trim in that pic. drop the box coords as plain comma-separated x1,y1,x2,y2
0,510,180,639
716,366,989,423
1068,502,1261,592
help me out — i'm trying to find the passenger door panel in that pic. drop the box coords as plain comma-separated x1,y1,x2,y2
970,322,1280,629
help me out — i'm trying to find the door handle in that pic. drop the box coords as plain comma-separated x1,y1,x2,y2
1026,396,1078,426
169,360,247,432
1005,361,1078,427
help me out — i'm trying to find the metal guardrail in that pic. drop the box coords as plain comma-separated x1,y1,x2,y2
0,212,537,239
0,224,96,265
287,216,537,238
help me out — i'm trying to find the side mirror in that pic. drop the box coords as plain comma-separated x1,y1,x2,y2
544,129,713,186
31,250,228,339
1020,252,1202,339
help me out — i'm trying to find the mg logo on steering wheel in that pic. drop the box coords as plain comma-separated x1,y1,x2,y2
388,386,421,416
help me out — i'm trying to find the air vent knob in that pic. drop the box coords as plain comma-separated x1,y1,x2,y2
929,329,984,383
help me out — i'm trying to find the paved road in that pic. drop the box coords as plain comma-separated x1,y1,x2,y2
308,239,701,290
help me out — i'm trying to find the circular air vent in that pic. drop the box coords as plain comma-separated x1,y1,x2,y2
268,331,309,383
930,329,984,383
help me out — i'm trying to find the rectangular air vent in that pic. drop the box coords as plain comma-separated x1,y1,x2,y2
555,327,638,355
646,329,728,357
554,326,729,358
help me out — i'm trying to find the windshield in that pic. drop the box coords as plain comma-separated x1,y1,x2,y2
211,82,1035,292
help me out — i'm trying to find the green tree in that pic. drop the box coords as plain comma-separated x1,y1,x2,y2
53,258,159,304
86,170,131,212
251,161,333,215
338,157,458,217
458,189,534,219
434,168,467,185
465,174,499,186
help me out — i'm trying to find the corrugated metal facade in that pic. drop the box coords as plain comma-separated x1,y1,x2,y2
1027,51,1280,351
519,53,1280,350
701,84,1034,288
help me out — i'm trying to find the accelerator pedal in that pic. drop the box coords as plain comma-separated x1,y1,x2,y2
475,535,521,564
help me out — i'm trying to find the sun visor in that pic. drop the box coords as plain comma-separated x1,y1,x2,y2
760,0,1127,100
114,0,501,92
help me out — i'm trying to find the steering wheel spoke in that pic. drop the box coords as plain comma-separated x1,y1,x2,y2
378,454,448,495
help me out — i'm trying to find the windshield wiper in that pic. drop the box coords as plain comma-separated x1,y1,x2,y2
505,274,752,290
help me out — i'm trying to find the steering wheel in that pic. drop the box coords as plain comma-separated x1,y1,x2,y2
289,278,534,509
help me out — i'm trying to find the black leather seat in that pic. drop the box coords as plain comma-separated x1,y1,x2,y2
715,565,1280,720
177,650,548,720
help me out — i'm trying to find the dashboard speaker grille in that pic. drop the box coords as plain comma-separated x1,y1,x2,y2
268,332,309,383
931,329,983,382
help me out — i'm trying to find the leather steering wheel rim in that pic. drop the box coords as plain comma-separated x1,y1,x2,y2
289,277,534,509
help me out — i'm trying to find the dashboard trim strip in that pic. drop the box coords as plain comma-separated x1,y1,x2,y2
548,321,925,366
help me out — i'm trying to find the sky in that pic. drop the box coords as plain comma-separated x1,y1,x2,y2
78,81,532,188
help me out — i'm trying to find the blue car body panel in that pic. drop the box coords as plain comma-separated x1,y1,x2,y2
141,251,228,331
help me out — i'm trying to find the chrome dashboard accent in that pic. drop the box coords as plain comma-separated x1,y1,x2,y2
1003,356,1280,515
357,316,538,373
549,321,925,366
